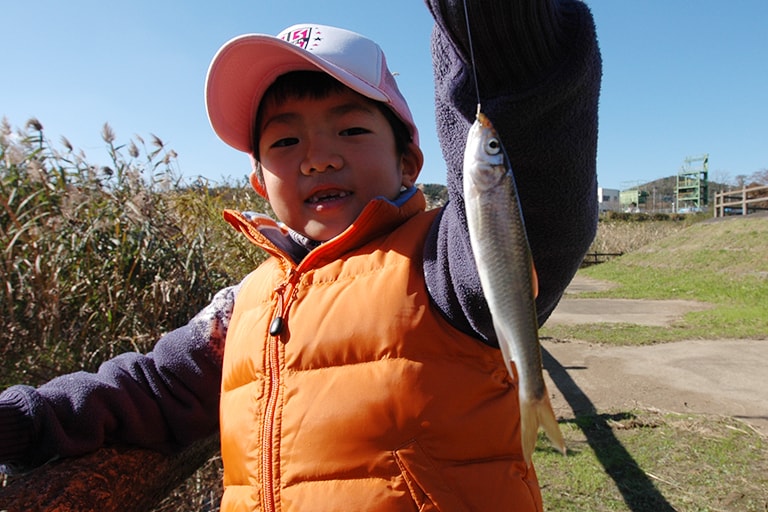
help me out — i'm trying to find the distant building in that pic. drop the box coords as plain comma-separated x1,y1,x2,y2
620,189,649,212
597,187,621,212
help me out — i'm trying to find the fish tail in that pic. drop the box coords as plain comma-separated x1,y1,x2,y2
520,392,567,467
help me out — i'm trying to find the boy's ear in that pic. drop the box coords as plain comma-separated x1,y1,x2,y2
400,142,424,187
249,156,269,199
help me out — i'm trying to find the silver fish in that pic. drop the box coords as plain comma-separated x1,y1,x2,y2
463,109,566,466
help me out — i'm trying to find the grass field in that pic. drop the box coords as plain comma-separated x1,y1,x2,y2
537,409,767,511
537,214,768,511
541,214,768,345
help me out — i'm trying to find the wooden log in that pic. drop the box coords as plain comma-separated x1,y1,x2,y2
0,435,219,512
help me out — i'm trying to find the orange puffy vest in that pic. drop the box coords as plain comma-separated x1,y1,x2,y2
219,192,543,511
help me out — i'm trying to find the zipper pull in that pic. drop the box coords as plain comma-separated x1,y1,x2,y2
270,283,286,336
270,275,296,337
269,315,284,337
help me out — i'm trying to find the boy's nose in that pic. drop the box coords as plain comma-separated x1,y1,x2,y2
300,152,343,175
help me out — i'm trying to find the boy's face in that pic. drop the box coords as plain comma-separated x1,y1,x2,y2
257,88,422,242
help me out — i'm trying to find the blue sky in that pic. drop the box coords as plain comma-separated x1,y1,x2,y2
2,1,766,191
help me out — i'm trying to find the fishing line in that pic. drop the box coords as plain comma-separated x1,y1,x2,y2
462,0,482,112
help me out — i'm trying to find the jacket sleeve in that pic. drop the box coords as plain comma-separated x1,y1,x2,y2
0,284,238,474
422,0,602,344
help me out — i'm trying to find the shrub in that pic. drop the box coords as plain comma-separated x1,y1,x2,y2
0,118,266,387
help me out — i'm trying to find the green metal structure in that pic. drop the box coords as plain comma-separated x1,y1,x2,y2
676,154,709,212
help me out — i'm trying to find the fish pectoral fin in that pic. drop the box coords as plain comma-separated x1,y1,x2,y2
519,392,567,467
531,262,539,299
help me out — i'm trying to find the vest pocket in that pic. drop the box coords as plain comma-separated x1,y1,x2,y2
393,441,470,512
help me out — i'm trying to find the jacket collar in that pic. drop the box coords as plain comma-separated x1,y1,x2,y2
223,187,427,267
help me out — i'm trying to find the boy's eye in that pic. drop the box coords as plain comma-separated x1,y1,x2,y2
340,127,370,136
271,137,299,148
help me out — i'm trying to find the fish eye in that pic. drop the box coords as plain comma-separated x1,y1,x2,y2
485,137,501,156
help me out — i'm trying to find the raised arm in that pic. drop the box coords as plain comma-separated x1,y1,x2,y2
423,0,602,343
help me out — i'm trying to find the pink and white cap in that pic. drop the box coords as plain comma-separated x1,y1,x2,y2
205,23,419,156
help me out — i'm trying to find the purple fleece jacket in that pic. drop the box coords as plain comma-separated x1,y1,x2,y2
0,0,600,473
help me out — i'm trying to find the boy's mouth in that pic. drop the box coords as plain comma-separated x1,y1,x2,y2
305,189,352,205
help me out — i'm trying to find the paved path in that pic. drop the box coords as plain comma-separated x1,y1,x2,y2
541,276,768,435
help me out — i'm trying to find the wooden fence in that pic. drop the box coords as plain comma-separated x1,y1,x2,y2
713,184,768,217
0,435,219,512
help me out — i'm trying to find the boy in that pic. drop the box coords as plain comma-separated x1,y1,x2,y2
0,0,601,510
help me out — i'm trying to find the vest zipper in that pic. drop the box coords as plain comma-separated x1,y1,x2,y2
262,272,298,512
262,328,280,512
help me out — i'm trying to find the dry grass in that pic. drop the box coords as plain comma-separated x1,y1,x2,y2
588,213,706,255
1,118,268,511
1,119,268,387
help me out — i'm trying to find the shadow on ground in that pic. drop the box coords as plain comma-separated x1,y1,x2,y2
543,348,676,511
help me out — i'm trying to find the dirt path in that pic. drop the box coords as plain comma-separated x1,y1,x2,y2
541,276,768,435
